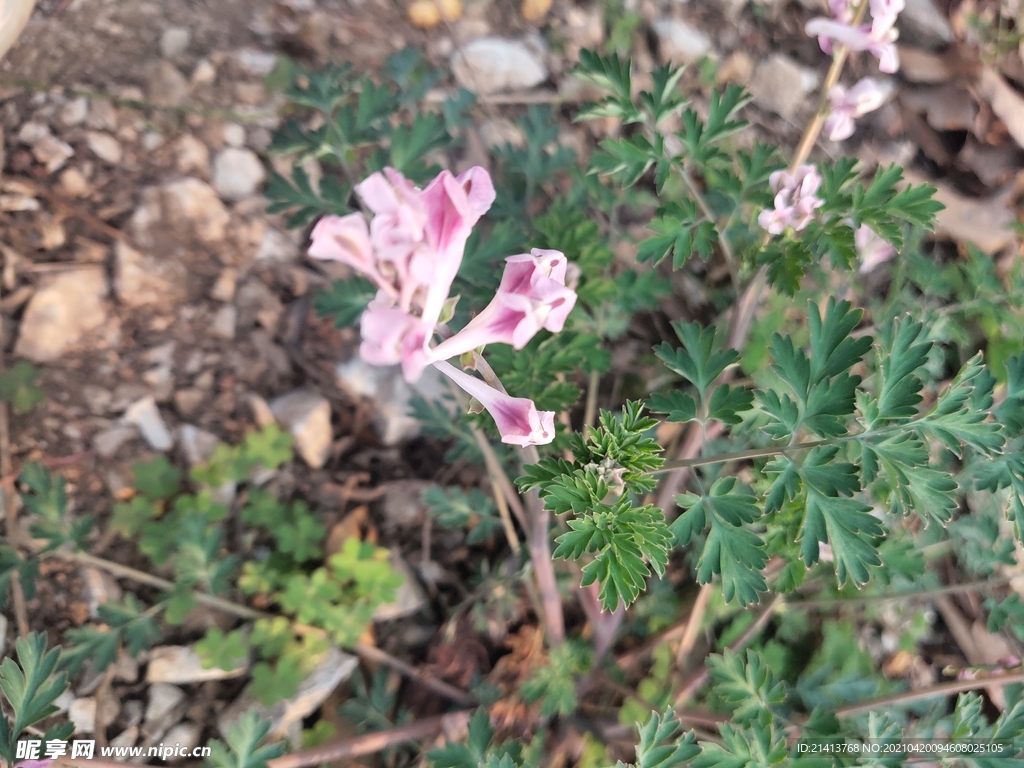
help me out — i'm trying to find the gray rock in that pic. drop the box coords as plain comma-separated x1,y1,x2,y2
177,425,220,467
83,566,122,619
174,135,210,177
94,424,139,458
335,358,450,445
17,121,50,145
232,48,279,77
899,0,953,49
114,240,188,309
149,61,190,107
162,178,230,243
143,683,186,734
270,389,331,468
451,37,547,94
382,480,433,529
223,123,246,147
255,227,297,263
160,27,191,59
373,550,428,621
218,646,357,738
124,396,173,451
163,723,202,761
15,267,109,362
236,279,283,330
212,148,266,201
173,388,205,417
191,59,217,86
60,97,89,127
652,18,713,65
211,305,237,340
146,645,247,684
86,131,122,164
749,54,820,121
69,698,98,734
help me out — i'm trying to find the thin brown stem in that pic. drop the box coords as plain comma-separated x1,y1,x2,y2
791,574,1019,610
675,583,713,669
835,670,1024,718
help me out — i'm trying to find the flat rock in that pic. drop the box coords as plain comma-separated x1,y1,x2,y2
901,86,976,131
160,27,191,59
115,240,188,309
86,131,122,164
69,698,98,734
218,646,358,738
15,266,109,362
652,18,713,65
162,178,230,244
143,683,186,733
372,550,428,621
211,305,237,339
124,396,174,451
146,645,247,684
978,68,1024,153
163,723,201,761
174,135,210,177
270,389,331,468
749,54,819,121
60,97,89,127
451,37,547,94
32,135,75,173
925,180,1016,254
149,61,189,107
335,358,450,445
177,425,221,467
212,147,266,201
93,424,138,458
232,48,279,77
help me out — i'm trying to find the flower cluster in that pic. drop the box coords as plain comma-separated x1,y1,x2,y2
309,167,576,446
806,0,904,74
825,78,887,141
757,165,824,235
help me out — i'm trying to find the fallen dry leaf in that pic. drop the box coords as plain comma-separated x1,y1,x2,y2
407,0,462,28
978,67,1024,152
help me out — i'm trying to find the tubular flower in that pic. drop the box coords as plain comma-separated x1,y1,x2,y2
824,78,887,141
805,0,903,73
856,224,896,273
434,360,556,446
429,249,578,360
757,165,825,235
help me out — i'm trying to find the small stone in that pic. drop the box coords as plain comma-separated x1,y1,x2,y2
15,267,109,362
58,167,90,198
162,178,230,243
18,121,49,145
142,132,165,151
408,0,462,27
521,0,552,22
149,61,190,107
218,647,357,738
191,59,217,86
146,645,247,684
248,393,276,428
94,424,139,458
255,228,297,263
211,305,237,339
112,651,139,683
69,698,98,734
451,37,548,94
60,97,89,127
86,99,118,130
382,480,432,529
174,388,205,416
160,27,191,59
232,48,279,77
115,240,188,309
83,566,122,618
124,396,173,451
212,147,266,201
174,135,210,177
83,385,114,415
652,18,713,65
109,726,138,750
86,131,123,164
144,683,186,731
178,425,221,466
210,268,238,302
749,54,819,121
372,550,427,621
33,135,75,173
335,358,450,445
270,389,331,468
222,123,246,147
163,723,202,761
236,279,283,330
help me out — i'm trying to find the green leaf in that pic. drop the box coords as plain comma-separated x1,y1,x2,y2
313,277,376,328
708,649,786,724
0,633,68,765
800,485,882,587
638,201,718,267
133,456,182,502
620,709,699,768
655,322,740,396
196,628,249,672
648,390,697,424
243,424,294,470
521,641,591,717
919,353,1003,456
206,710,286,768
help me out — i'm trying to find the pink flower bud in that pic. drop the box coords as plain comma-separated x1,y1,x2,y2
805,14,900,73
856,225,895,273
434,360,556,446
758,165,825,235
825,78,887,141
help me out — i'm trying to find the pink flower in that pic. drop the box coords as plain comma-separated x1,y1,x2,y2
309,213,396,300
856,224,895,273
825,78,887,141
757,165,825,235
805,0,902,74
434,360,556,446
429,249,577,360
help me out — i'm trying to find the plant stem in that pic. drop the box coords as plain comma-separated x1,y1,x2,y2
835,670,1024,718
790,574,1020,610
675,582,713,669
679,163,739,288
520,443,566,646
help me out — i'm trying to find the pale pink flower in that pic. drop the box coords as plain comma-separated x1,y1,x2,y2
856,225,895,273
308,213,396,300
805,1,901,74
758,165,825,235
825,78,887,141
434,360,556,446
429,249,577,360
829,0,853,22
